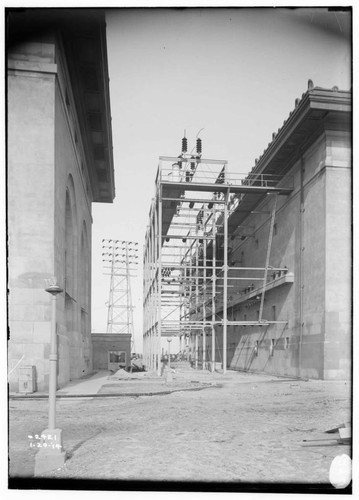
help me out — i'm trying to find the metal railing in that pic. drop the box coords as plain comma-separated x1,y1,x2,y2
158,158,285,189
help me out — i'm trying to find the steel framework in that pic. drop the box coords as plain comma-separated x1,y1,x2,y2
102,239,138,352
143,150,293,375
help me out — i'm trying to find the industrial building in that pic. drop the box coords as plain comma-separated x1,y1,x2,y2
92,333,131,372
143,82,351,380
7,9,115,392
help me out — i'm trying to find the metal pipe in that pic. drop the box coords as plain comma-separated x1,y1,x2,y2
203,230,207,370
223,188,229,374
167,338,172,370
202,327,206,370
45,284,63,430
157,187,163,376
259,194,278,322
195,333,198,369
299,155,305,378
211,205,216,372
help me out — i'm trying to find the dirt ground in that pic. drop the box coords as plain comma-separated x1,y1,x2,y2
8,368,352,493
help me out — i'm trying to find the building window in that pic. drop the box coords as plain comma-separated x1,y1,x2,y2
255,239,259,249
270,339,275,356
255,340,259,356
285,337,289,350
274,223,277,235
81,309,87,340
80,222,90,311
272,305,276,321
65,190,76,296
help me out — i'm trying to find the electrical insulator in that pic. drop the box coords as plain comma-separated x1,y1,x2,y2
182,137,188,153
196,138,202,154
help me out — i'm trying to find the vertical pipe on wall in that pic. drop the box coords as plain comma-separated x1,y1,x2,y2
195,332,198,369
148,222,152,370
203,229,207,370
298,155,305,378
202,327,206,369
211,204,216,372
145,223,148,368
157,186,163,376
145,222,150,369
195,224,199,318
223,188,229,374
153,199,158,372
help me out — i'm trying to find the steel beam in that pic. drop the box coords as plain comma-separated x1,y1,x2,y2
259,194,278,322
223,187,230,374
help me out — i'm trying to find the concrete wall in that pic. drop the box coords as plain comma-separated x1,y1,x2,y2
299,136,327,379
7,43,57,392
92,334,132,371
221,153,304,377
193,129,351,380
323,131,351,379
8,38,94,391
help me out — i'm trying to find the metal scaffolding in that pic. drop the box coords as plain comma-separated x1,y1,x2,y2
143,143,293,375
102,239,138,352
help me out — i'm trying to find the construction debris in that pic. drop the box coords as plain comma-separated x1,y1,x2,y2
301,423,351,447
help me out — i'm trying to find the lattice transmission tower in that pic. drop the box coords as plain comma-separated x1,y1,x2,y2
102,239,139,353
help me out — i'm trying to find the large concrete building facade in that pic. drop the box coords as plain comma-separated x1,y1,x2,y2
143,82,351,381
199,84,351,380
7,9,115,392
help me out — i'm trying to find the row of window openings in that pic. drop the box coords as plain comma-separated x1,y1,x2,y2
252,224,277,250
241,305,277,322
253,337,290,356
236,224,277,261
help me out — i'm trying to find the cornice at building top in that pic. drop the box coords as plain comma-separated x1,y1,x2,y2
7,8,115,204
227,81,351,233
60,11,115,204
249,80,351,179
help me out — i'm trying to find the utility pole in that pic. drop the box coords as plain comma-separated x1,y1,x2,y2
102,239,138,353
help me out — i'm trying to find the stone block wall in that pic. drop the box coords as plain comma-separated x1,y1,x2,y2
7,44,57,392
8,37,94,392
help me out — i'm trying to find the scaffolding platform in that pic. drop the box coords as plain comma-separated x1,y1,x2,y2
143,153,293,374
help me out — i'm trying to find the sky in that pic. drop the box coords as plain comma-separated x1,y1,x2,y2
90,7,352,353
